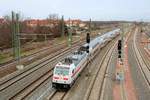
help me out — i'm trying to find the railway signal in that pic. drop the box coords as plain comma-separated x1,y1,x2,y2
118,40,122,50
12,11,24,70
86,32,90,43
61,15,64,37
86,18,92,53
68,18,72,47
86,32,90,53
118,40,122,58
12,12,21,61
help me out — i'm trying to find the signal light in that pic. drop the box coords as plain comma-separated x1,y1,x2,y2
118,54,121,58
87,50,89,53
118,40,122,50
86,33,90,43
118,46,121,50
86,45,89,50
86,45,89,53
118,40,122,58
118,50,121,54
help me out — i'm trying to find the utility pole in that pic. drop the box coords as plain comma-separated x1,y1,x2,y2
68,18,72,47
89,18,91,35
119,24,125,81
86,19,91,75
11,11,23,70
61,15,64,38
86,18,91,53
12,11,15,58
15,13,21,63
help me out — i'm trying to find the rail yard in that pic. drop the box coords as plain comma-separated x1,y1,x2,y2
0,0,150,100
0,23,150,100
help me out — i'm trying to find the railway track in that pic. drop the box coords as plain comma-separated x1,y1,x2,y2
0,40,60,66
0,40,69,67
47,90,66,100
0,41,85,100
132,28,150,88
83,39,117,100
126,27,150,99
137,32,150,70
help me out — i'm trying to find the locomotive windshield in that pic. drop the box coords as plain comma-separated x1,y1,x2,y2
55,67,69,76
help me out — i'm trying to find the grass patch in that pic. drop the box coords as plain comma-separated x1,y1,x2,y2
0,54,5,63
0,53,13,64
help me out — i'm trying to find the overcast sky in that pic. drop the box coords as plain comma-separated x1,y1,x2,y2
0,0,150,21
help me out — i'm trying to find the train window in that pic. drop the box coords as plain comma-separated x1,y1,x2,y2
65,58,72,64
55,67,69,76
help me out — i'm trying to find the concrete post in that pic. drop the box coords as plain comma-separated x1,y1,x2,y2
61,15,64,38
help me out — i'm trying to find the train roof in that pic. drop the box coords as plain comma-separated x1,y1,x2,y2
82,29,119,47
57,50,87,67
56,28,120,67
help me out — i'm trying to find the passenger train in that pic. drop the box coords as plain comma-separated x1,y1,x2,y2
52,29,120,89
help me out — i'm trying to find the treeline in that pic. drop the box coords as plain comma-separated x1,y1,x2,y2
0,14,67,49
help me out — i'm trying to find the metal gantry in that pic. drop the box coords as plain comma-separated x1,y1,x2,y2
12,11,20,61
89,18,91,34
68,18,72,47
11,11,22,69
61,15,64,38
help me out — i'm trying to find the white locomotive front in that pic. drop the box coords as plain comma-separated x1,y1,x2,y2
52,63,73,88
52,50,88,89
